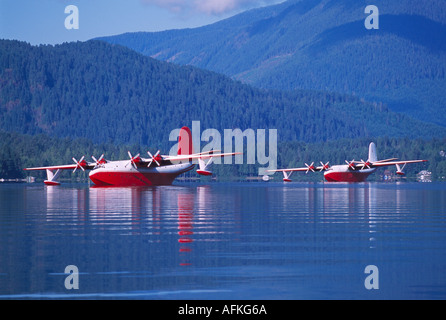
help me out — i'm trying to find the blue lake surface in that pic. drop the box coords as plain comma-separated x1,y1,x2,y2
0,181,445,300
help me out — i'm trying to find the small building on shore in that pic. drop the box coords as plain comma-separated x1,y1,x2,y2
417,170,432,182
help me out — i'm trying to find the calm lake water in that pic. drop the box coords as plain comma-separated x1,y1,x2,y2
0,181,445,300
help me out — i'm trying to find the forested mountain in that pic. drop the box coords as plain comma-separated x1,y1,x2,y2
98,0,446,127
1,39,444,151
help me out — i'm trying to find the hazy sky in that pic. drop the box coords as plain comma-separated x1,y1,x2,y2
0,0,283,45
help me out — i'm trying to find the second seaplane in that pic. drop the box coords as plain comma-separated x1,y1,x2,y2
268,142,427,182
24,127,241,187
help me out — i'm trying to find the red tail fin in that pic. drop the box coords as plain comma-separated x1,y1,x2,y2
177,126,193,156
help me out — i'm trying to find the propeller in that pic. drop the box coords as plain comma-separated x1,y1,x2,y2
147,150,161,167
305,162,315,174
126,151,141,168
360,159,371,170
320,161,330,171
72,156,86,173
92,154,105,166
345,159,356,170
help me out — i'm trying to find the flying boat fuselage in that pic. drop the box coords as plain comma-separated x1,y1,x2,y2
89,161,195,186
323,165,376,182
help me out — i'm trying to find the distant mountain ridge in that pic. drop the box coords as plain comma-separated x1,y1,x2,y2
97,0,446,127
1,39,444,150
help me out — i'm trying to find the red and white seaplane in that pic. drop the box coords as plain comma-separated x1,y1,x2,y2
269,142,427,182
24,127,240,186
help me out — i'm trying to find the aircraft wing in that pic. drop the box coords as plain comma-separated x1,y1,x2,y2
348,159,428,174
369,159,427,167
269,159,427,175
160,151,242,177
345,159,427,170
352,158,398,164
164,152,242,162
24,156,95,172
268,161,330,174
268,168,311,173
24,164,80,171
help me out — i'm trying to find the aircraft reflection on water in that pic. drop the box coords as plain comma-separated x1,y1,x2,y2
44,184,241,267
42,182,426,265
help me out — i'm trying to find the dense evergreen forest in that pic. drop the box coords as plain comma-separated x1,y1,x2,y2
0,39,444,181
1,39,444,148
99,0,446,127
